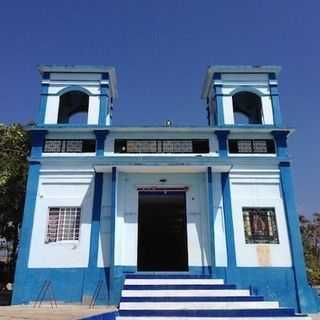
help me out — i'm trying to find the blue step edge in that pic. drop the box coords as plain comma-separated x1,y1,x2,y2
120,296,265,302
125,273,215,279
118,309,305,317
80,311,117,320
123,284,236,290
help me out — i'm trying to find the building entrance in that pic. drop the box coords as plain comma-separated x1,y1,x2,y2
137,189,188,271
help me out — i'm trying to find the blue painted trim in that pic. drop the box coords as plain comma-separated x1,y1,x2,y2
30,130,48,158
207,167,215,272
215,130,229,158
109,167,117,304
82,173,105,299
94,130,109,156
99,84,109,127
11,161,41,304
269,84,283,127
221,173,237,281
37,83,49,125
279,162,319,313
56,85,93,96
213,72,221,80
81,311,116,320
271,130,289,157
213,84,224,126
228,86,265,97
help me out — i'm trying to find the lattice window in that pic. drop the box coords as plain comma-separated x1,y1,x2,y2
46,207,81,243
114,139,209,153
43,139,96,153
228,139,275,154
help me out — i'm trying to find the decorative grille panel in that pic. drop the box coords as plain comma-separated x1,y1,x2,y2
46,207,81,243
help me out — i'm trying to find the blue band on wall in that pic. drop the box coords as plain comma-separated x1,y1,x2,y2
99,84,109,127
37,84,49,125
271,130,289,158
215,130,229,158
30,130,48,158
94,130,109,156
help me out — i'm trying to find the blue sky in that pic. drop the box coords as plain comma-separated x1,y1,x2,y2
0,1,319,216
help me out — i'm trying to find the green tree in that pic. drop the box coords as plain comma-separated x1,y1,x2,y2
300,213,320,285
0,124,30,281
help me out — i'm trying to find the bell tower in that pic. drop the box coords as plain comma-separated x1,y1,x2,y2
201,66,282,127
37,65,118,127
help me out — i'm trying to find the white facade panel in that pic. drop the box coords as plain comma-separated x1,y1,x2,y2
28,173,94,268
44,96,59,124
88,96,100,125
230,173,292,267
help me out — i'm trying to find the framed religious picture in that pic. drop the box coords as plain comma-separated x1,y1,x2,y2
242,207,279,244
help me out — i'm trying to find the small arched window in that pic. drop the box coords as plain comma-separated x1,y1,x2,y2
232,91,263,125
58,91,89,124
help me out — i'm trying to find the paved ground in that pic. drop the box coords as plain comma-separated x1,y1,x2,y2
0,305,116,320
0,306,318,320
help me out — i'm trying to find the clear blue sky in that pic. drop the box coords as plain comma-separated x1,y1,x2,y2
0,1,319,216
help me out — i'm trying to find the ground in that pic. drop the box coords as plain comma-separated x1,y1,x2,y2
0,305,116,320
0,306,318,320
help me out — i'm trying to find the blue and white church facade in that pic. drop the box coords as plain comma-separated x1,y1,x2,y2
12,65,319,313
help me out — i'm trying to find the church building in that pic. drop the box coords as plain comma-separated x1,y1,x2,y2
12,65,319,316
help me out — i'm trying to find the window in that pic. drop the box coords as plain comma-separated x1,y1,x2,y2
43,139,96,153
228,139,275,154
114,139,210,154
58,91,89,124
242,207,279,244
46,207,81,243
232,91,263,124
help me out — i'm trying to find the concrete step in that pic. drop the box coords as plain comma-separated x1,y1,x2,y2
125,273,215,279
117,309,307,318
119,301,280,310
121,289,251,297
117,317,311,320
123,284,236,290
120,296,265,302
124,278,224,285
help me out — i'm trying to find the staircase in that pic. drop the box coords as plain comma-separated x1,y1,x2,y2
117,273,310,320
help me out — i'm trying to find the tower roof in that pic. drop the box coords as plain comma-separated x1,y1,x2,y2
201,65,281,99
38,64,118,99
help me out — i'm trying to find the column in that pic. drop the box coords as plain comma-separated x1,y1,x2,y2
207,167,215,273
212,73,224,127
99,74,109,127
269,74,283,127
12,130,47,304
109,167,119,304
221,172,237,281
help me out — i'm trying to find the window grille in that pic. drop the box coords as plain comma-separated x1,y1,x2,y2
43,139,96,153
114,139,209,154
46,207,81,243
228,139,275,154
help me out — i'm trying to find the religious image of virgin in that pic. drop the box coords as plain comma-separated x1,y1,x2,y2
252,211,267,236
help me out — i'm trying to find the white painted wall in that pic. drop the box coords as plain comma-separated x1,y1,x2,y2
28,172,95,268
229,171,292,267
